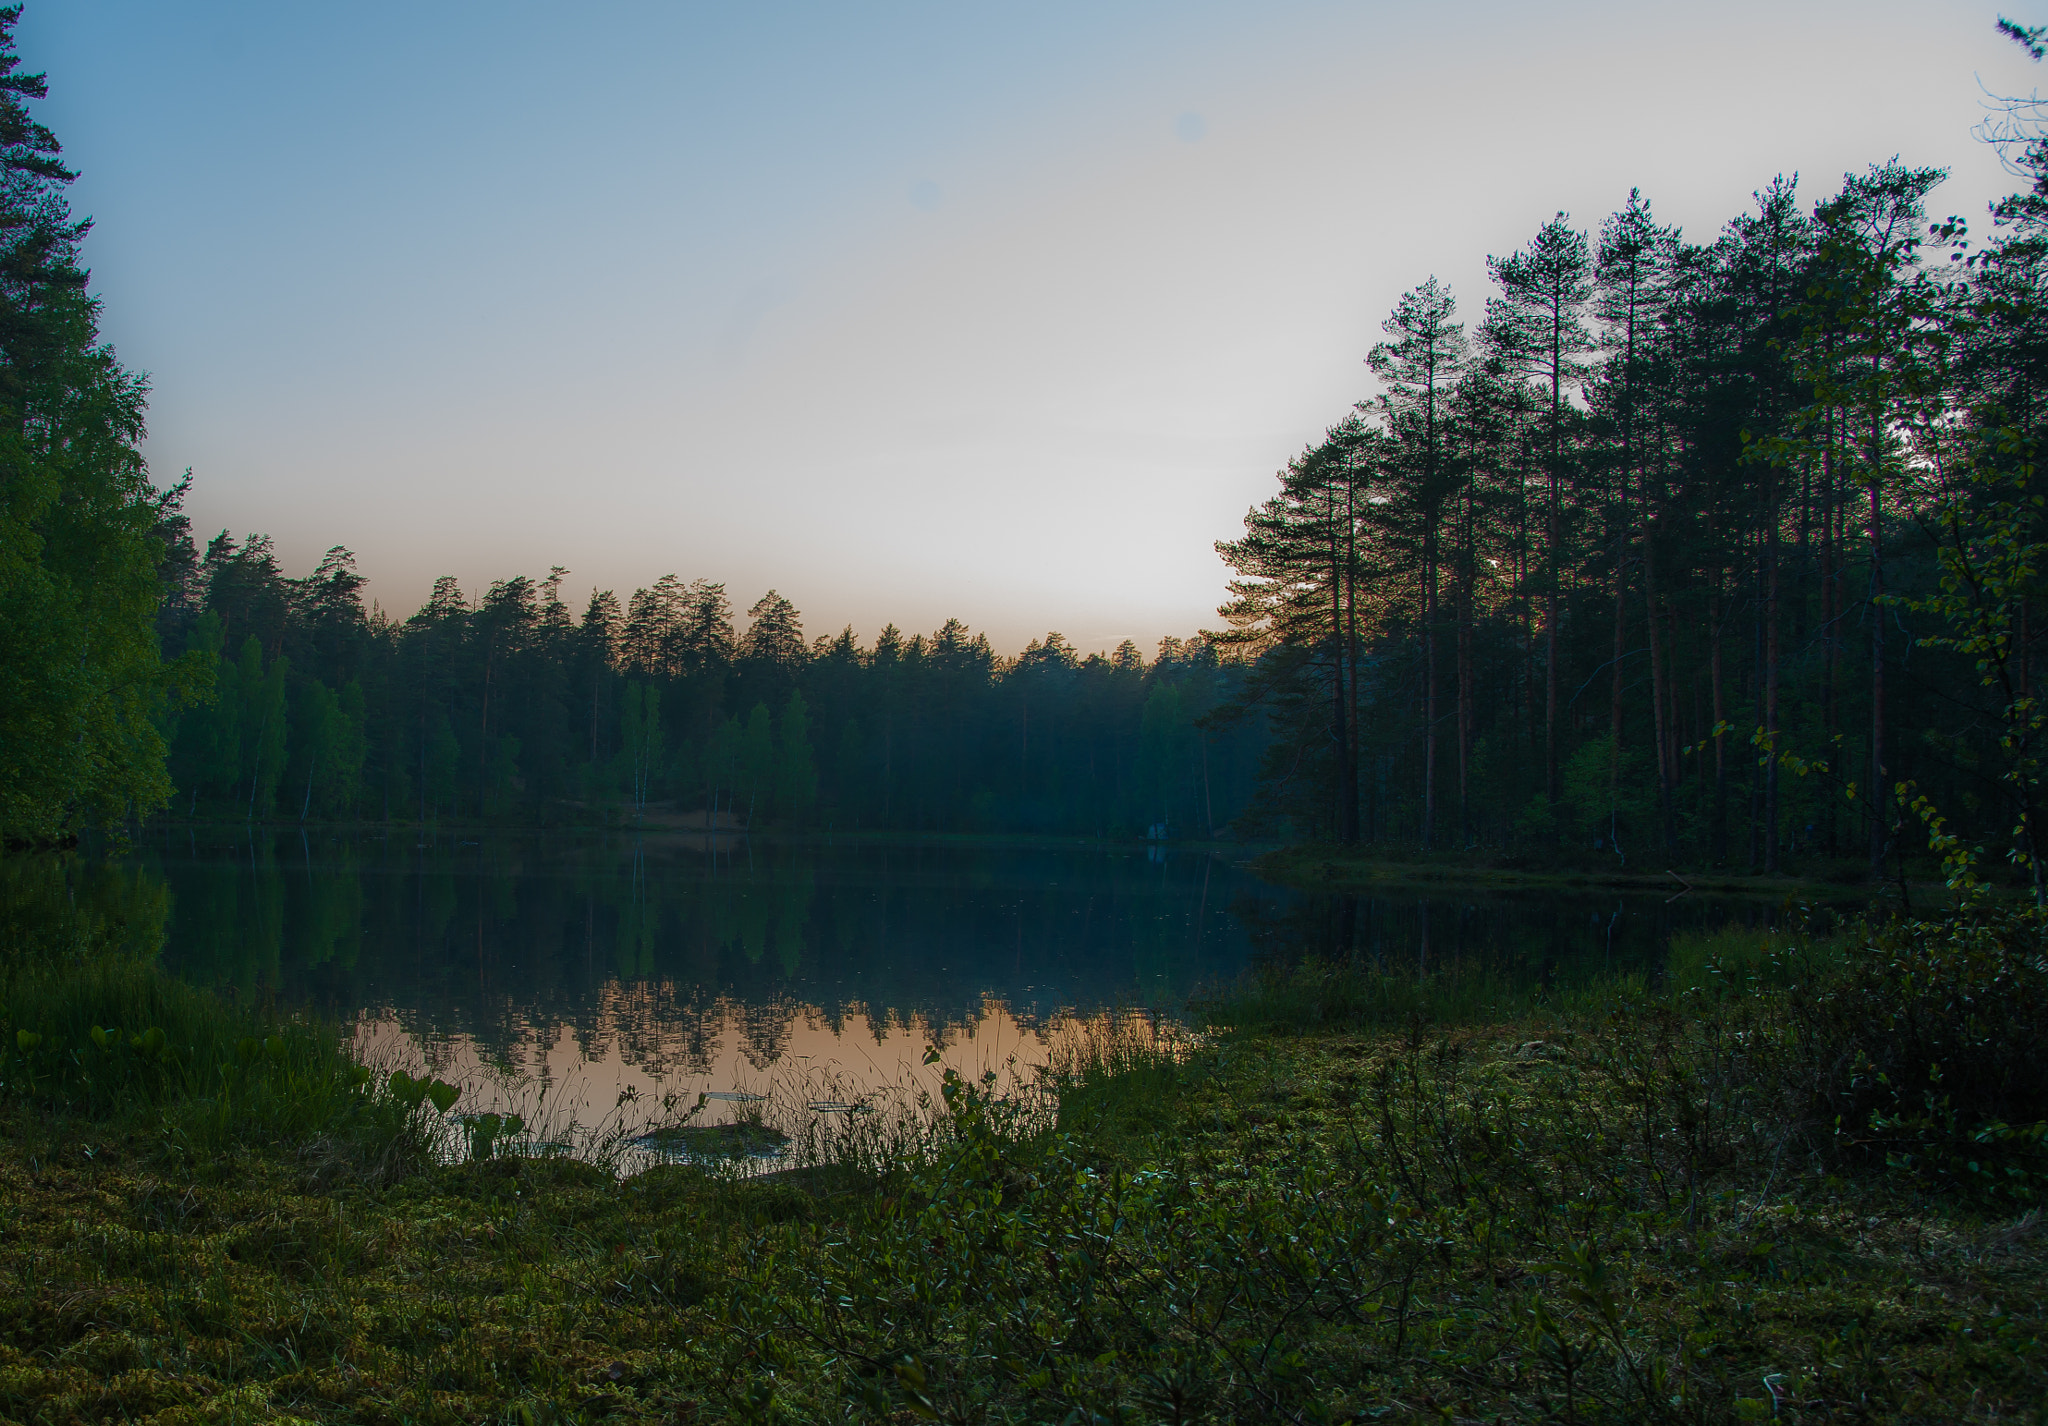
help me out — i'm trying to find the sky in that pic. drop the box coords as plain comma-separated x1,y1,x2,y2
23,1,2048,655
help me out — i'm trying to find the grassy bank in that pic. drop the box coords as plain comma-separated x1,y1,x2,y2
1,886,2045,1421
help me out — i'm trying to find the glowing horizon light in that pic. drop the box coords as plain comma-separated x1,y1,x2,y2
32,0,2027,653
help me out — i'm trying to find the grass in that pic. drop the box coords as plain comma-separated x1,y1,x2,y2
1,860,2045,1422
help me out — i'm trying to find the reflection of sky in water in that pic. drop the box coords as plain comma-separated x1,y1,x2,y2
128,829,1827,1143
351,998,1161,1164
140,832,1257,1100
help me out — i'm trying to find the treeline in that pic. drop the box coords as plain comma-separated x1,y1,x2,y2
148,519,1263,836
1214,107,2048,878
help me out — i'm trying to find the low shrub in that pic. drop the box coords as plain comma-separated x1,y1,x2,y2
1779,908,2048,1197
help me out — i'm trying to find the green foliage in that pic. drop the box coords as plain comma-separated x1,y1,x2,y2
0,14,197,842
738,701,774,821
1778,909,2048,1195
1899,423,2048,897
774,689,817,819
696,989,2047,1422
618,678,662,816
285,676,365,819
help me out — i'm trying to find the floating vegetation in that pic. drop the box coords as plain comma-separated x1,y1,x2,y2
701,1090,765,1103
806,1100,871,1114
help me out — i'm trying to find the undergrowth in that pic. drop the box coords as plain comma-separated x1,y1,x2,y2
0,856,2043,1422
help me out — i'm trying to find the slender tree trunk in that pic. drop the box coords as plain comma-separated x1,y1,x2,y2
478,648,493,820
1765,485,1781,874
1749,530,1765,873
248,711,269,821
1546,303,1565,812
1545,550,1560,809
1711,572,1728,862
1347,486,1365,843
1423,540,1437,850
1457,559,1473,846
1868,473,1887,883
1329,504,1358,844
1692,665,1708,828
1201,731,1214,837
1643,533,1677,860
1609,541,1628,855
1820,435,1838,857
1666,604,1684,809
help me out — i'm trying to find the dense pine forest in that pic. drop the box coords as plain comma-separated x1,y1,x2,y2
1215,139,2048,884
145,520,1264,839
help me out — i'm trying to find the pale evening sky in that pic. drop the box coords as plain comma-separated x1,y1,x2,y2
26,1,2043,654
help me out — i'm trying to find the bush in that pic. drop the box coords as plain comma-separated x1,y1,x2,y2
1781,909,2048,1197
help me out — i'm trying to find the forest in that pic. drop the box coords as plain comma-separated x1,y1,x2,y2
14,3,2048,889
145,146,2048,883
143,522,1265,839
1214,144,2048,884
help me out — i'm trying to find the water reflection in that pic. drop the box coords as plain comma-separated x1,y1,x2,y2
1232,880,1841,993
139,830,1249,1038
63,832,1853,1154
124,830,1252,1140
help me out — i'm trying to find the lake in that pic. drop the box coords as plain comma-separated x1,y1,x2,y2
112,829,1819,1159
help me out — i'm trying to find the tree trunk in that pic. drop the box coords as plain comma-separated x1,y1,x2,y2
1820,434,1838,858
1643,533,1676,860
1458,564,1473,846
1609,543,1628,855
1329,508,1359,844
1711,573,1727,863
1765,487,1781,874
1868,474,1887,883
1423,554,1437,850
478,648,493,820
1545,569,1560,810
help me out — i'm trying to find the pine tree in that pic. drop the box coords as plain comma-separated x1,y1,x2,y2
1484,214,1595,811
1593,190,1679,856
1369,278,1466,846
1212,418,1385,840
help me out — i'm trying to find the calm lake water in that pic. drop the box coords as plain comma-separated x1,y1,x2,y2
118,829,1818,1156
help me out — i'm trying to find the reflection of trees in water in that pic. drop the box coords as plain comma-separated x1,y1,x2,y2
584,982,726,1079
0,854,173,966
137,833,1254,1067
733,995,798,1070
1229,887,1815,989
